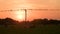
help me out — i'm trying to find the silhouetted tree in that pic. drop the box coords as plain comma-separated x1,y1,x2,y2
0,18,19,27
0,18,60,28
49,19,60,25
29,18,60,28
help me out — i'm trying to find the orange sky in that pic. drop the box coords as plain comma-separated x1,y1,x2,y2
27,10,60,21
0,0,59,9
0,0,60,21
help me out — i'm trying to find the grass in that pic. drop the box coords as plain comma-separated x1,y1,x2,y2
0,25,60,34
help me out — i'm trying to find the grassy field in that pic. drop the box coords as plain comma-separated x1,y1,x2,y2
0,25,60,34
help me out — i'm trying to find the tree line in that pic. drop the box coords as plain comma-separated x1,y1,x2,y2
0,18,60,28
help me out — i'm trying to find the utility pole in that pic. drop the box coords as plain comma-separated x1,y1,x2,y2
24,9,27,22
24,9,27,28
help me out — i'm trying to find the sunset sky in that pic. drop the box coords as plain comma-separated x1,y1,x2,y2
0,0,60,21
0,0,60,9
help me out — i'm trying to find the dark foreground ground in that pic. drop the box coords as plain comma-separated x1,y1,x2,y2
0,18,60,34
0,25,60,34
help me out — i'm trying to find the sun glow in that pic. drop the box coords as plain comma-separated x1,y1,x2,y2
14,10,25,21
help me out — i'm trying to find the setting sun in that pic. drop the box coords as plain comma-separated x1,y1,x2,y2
14,10,25,21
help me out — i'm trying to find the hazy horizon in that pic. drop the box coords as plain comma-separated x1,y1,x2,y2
0,10,60,21
0,0,60,21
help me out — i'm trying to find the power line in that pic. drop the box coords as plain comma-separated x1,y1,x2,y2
0,9,60,12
